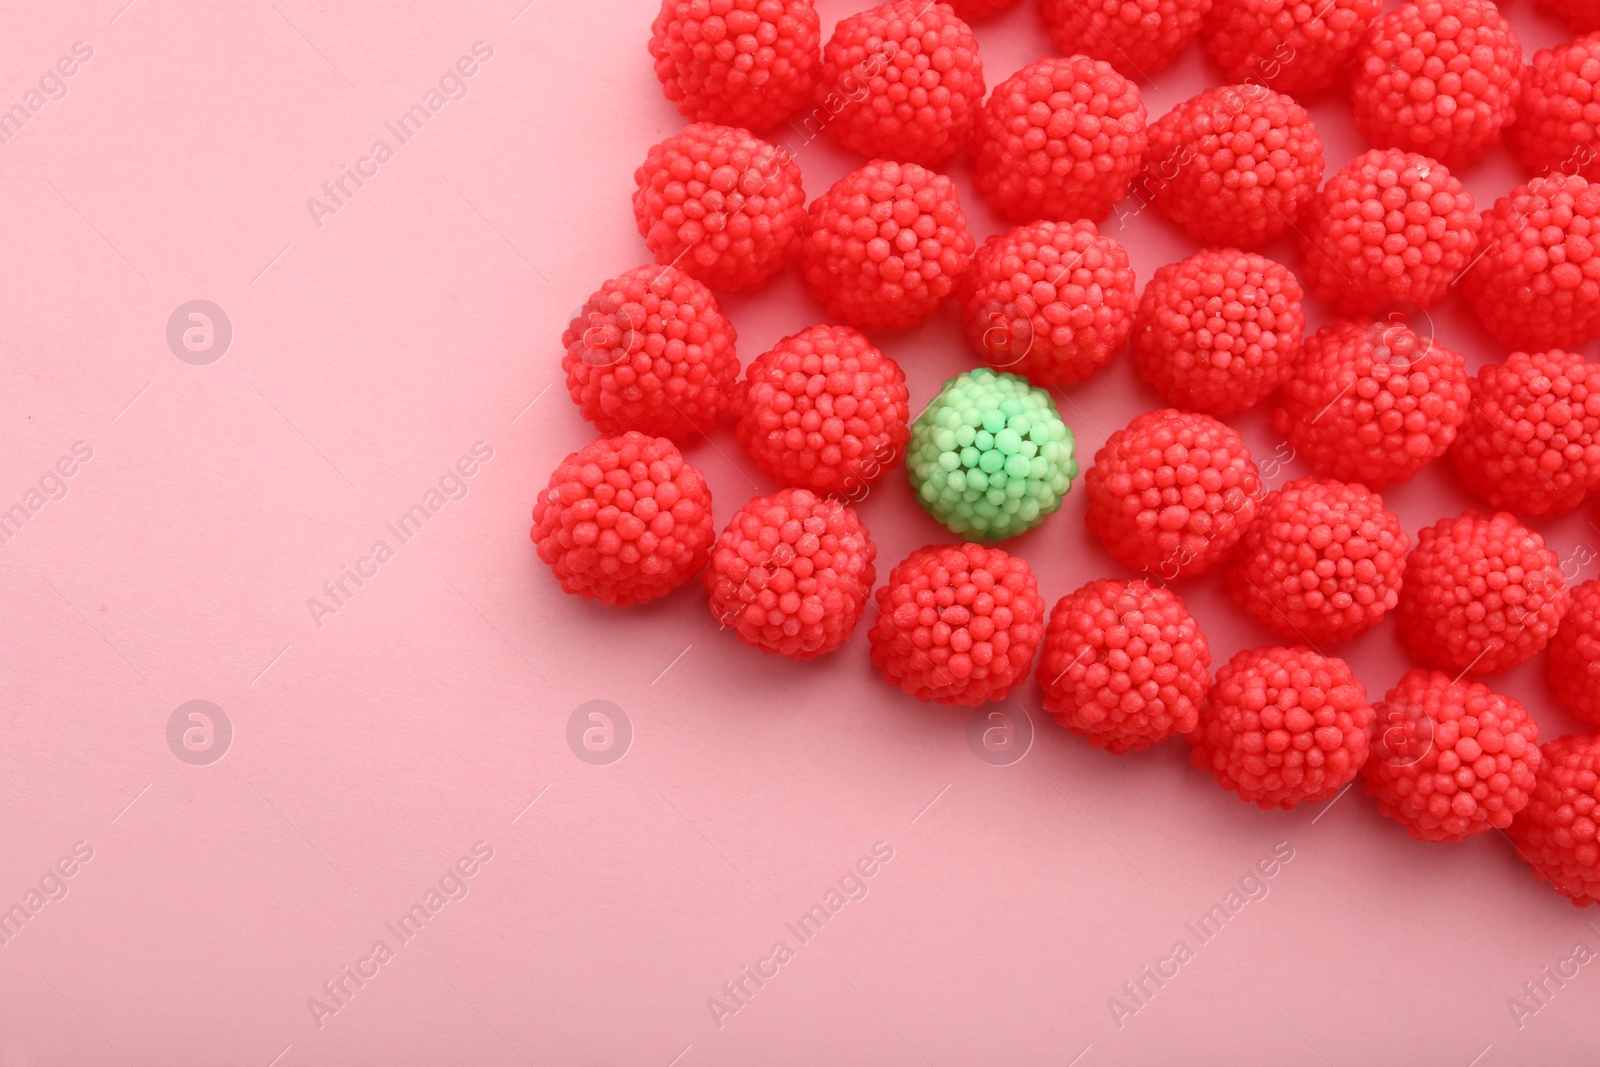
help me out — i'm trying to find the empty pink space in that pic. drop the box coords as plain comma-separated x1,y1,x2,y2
2,0,1599,1064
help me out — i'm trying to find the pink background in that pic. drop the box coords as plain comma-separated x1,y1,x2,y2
3,0,1599,1063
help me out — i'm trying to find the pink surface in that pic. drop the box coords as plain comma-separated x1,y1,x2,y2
4,0,1600,1064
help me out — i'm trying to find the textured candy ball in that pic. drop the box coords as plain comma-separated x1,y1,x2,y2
1509,734,1600,906
562,264,739,440
704,488,876,658
961,220,1137,389
1202,0,1384,97
1130,247,1305,416
1271,320,1470,489
1084,408,1262,579
1298,148,1480,316
870,542,1045,705
971,55,1148,224
1349,0,1523,167
1365,669,1541,842
633,122,807,291
1143,84,1325,246
1462,174,1600,350
943,0,1019,17
734,324,911,493
1227,477,1410,645
1451,348,1600,518
1537,0,1600,34
532,432,715,606
1512,34,1600,183
1040,0,1213,78
801,159,975,332
907,368,1077,540
1188,645,1374,809
1397,511,1568,676
1549,581,1600,725
1039,579,1212,754
815,1,985,165
648,0,822,130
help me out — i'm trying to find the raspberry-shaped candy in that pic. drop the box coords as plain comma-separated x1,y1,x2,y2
801,159,975,332
1084,408,1261,579
1349,0,1522,167
1272,320,1470,489
1203,0,1384,97
815,1,985,165
1462,175,1600,350
633,122,806,291
1298,149,1480,316
1550,581,1600,725
961,220,1136,389
532,432,715,606
704,488,875,658
1040,0,1213,78
734,324,911,493
1228,477,1409,645
1365,669,1541,842
907,368,1078,540
562,264,738,440
1537,0,1600,34
1039,579,1212,754
971,56,1148,224
648,0,822,130
1512,34,1600,182
1188,646,1374,809
1452,348,1600,517
870,542,1044,705
1143,84,1325,247
943,0,1018,17
1130,248,1304,416
1510,734,1600,905
1397,511,1568,676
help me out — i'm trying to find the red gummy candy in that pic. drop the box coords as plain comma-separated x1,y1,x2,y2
1548,579,1600,726
1188,645,1374,809
1510,733,1600,906
1040,0,1213,78
869,542,1045,705
1039,578,1212,754
532,432,715,606
1512,33,1600,183
1202,0,1384,97
648,0,822,130
1536,0,1600,34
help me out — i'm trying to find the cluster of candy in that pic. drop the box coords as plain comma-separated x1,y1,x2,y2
533,0,1600,905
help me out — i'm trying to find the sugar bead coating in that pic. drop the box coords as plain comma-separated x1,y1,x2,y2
1040,0,1213,79
633,122,807,291
1510,734,1600,906
532,432,715,606
648,0,822,130
1202,0,1384,97
961,220,1137,389
1397,510,1568,676
971,55,1148,224
1084,408,1262,579
1512,33,1600,183
870,542,1045,705
704,488,876,658
1039,579,1212,754
1188,645,1374,809
1298,148,1480,316
733,324,911,494
1365,668,1541,842
815,1,985,165
1349,0,1523,167
801,159,975,332
1271,320,1469,489
1142,84,1325,247
1549,580,1600,726
943,0,1018,17
562,264,739,440
1451,348,1600,518
1130,247,1304,416
1462,174,1600,351
1227,477,1409,645
1537,0,1600,34
907,368,1077,540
